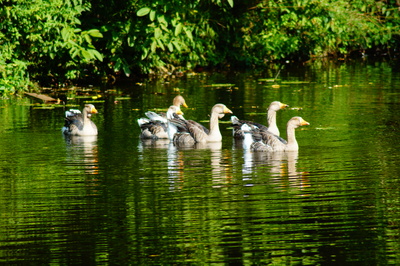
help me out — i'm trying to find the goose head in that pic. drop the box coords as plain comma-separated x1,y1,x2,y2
173,95,188,108
288,116,310,128
84,104,98,114
269,101,288,111
166,105,184,119
212,104,233,119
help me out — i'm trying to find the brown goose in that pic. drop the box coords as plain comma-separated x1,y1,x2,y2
62,104,98,136
259,116,309,151
171,103,233,144
138,95,188,139
231,101,288,138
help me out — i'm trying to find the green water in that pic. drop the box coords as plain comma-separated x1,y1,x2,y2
1,60,400,265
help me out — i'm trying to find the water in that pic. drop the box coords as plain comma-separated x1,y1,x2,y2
1,60,400,265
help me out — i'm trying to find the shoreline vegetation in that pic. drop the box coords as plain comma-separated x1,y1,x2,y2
1,0,400,94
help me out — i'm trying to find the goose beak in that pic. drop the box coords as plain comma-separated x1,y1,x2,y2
176,110,184,115
300,119,310,126
91,107,98,114
224,107,233,114
182,102,188,108
280,102,289,109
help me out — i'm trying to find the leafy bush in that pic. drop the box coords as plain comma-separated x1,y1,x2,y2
1,0,399,92
236,0,400,63
0,0,103,94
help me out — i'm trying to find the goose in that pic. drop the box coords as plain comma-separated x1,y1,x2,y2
231,101,288,139
62,104,98,136
170,103,233,144
241,124,272,152
139,105,183,140
138,95,188,139
259,116,309,151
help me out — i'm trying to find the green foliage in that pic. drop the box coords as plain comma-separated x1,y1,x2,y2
84,0,234,76
1,0,400,90
237,0,400,63
85,0,400,75
0,0,103,94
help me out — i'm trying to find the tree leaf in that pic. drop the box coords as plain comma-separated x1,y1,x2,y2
157,39,165,51
175,23,183,36
91,49,103,61
122,63,131,77
184,28,193,42
150,10,156,21
157,15,167,26
173,41,181,51
61,27,70,41
71,47,80,59
151,40,157,52
87,29,103,38
137,7,151,17
167,42,174,52
154,27,162,39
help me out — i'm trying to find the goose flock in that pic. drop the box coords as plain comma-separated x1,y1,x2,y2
62,95,309,151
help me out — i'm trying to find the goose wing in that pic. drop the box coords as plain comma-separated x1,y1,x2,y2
251,141,272,152
145,111,167,123
64,112,84,131
232,116,268,139
138,120,167,139
259,130,287,150
169,117,209,143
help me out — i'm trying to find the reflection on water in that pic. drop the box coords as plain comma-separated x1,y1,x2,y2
243,148,310,191
1,61,400,264
64,135,99,175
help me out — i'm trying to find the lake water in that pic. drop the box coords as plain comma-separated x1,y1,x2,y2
1,59,400,265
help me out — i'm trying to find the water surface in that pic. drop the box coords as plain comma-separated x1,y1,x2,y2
1,60,400,265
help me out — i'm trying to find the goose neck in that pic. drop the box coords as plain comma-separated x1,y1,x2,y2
207,112,222,141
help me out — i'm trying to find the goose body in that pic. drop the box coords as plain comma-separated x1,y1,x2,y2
260,116,309,151
232,101,288,139
138,95,188,139
62,104,98,136
171,104,232,144
241,124,272,152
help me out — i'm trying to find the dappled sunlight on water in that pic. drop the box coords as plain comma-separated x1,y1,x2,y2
1,60,400,264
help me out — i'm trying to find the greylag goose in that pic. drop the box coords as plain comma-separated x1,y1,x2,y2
259,116,309,151
138,95,188,139
138,105,183,140
231,101,288,138
62,104,98,136
170,103,233,144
